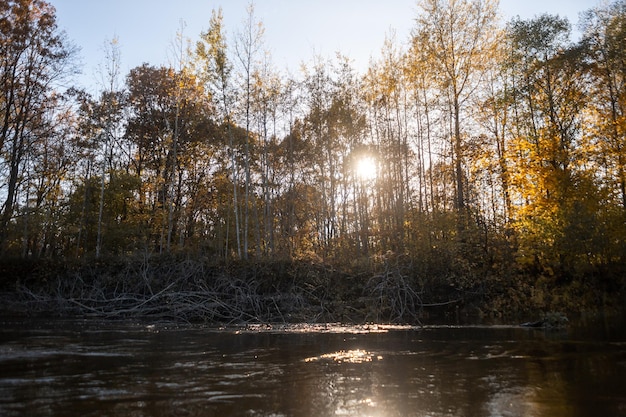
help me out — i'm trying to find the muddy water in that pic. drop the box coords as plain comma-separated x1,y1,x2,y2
0,318,625,416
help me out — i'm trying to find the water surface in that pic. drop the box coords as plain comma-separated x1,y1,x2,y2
0,318,625,416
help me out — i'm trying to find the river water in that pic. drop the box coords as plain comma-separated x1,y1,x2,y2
0,317,625,417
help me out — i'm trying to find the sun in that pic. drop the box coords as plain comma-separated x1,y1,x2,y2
355,156,377,181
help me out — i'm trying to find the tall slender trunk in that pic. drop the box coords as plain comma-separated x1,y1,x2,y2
228,121,241,259
166,95,180,252
95,133,107,258
453,94,465,212
0,94,29,253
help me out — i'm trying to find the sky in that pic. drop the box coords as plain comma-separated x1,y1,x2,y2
48,0,602,92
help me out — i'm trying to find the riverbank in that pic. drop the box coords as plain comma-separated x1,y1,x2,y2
0,255,623,324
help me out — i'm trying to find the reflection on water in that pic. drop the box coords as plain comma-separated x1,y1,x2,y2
0,318,625,416
304,349,384,363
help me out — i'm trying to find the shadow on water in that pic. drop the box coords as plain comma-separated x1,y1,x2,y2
0,316,625,416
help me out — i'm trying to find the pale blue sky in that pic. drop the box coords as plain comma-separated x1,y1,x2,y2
49,0,601,92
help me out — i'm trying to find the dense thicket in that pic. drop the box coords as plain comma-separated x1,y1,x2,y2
1,0,625,319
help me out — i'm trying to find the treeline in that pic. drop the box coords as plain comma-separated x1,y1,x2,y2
1,0,625,311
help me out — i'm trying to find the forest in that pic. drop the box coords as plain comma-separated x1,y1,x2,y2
0,0,625,323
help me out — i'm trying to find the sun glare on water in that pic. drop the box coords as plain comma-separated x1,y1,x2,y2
356,156,377,181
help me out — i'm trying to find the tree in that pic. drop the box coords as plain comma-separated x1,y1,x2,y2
411,0,499,220
300,56,338,258
124,63,213,254
474,29,512,226
365,35,412,254
0,0,76,253
328,54,367,257
95,36,123,258
251,52,282,256
234,2,265,259
18,90,80,257
125,65,180,252
195,7,241,259
507,15,594,276
580,1,626,265
582,1,626,211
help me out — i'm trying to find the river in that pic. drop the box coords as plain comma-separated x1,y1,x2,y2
0,317,625,416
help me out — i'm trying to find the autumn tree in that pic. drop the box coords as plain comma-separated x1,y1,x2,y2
300,57,335,257
251,52,283,256
411,0,499,223
474,31,512,226
507,15,595,277
18,91,81,257
580,1,626,264
0,0,76,253
195,7,242,259
125,64,206,253
94,36,124,258
364,35,413,254
233,2,265,259
328,55,368,257
273,117,318,259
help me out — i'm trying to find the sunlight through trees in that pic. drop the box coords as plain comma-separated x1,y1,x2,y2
1,0,625,309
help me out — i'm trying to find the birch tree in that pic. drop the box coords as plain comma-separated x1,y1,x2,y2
196,8,240,258
234,2,264,259
411,0,499,220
